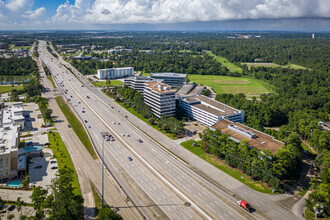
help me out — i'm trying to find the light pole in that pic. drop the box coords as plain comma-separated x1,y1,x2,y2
101,135,105,208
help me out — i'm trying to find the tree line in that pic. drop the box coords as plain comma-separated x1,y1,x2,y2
0,57,38,76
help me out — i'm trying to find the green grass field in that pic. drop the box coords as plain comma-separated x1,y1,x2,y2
12,46,30,50
206,51,243,73
0,85,23,94
243,62,307,70
91,80,124,87
47,132,81,196
55,96,97,159
47,75,56,88
188,74,272,97
181,140,273,194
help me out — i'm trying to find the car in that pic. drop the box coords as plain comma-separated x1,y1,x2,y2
125,116,128,118
87,96,90,99
51,166,58,170
128,157,133,161
82,110,85,113
123,134,126,136
50,160,57,164
117,122,120,125
113,122,116,124
88,125,91,128
35,165,42,169
105,136,110,141
8,205,15,211
44,142,50,146
85,120,88,123
137,139,143,143
126,134,130,137
117,110,120,112
68,124,71,128
111,106,114,109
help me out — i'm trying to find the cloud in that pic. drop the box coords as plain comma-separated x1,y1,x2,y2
0,0,46,26
51,0,330,25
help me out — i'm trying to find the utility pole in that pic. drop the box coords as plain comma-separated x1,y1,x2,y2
102,136,105,208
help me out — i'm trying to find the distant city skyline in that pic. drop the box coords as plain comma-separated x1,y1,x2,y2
0,0,329,31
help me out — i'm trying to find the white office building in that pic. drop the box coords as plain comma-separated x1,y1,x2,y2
150,72,187,87
144,82,176,118
179,95,244,127
97,67,134,79
124,76,163,94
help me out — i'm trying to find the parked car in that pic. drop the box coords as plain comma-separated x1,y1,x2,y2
35,165,42,169
68,124,71,128
51,166,58,170
8,205,16,211
128,157,133,161
50,160,57,164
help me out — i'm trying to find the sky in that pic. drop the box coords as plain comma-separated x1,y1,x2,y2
0,0,329,31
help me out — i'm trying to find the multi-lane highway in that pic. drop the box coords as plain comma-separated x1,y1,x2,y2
39,40,296,220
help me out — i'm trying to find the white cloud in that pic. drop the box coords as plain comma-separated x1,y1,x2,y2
51,0,330,24
0,0,46,26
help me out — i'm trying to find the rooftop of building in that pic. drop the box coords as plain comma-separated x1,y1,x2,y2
145,82,176,94
212,119,284,154
150,72,187,78
176,83,205,97
99,67,133,71
182,95,241,116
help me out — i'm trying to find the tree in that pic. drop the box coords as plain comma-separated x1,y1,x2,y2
7,214,15,220
22,175,29,190
11,89,19,101
16,197,25,217
47,167,84,219
0,196,4,210
30,186,48,220
97,206,122,220
42,108,53,121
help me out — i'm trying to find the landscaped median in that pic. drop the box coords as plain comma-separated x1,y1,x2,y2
55,96,97,159
181,140,273,194
47,131,81,196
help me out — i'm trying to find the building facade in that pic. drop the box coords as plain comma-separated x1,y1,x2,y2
143,82,176,118
179,95,244,127
97,67,134,79
0,102,25,182
150,72,187,87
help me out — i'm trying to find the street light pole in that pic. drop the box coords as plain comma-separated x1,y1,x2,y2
102,136,105,208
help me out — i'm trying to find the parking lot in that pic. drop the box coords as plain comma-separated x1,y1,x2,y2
29,148,58,188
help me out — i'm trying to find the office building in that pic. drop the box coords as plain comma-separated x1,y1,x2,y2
150,72,187,87
97,67,134,79
144,82,176,118
212,119,284,154
179,95,244,127
124,76,163,94
15,41,30,46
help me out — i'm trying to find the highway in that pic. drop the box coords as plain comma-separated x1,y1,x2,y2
39,40,275,220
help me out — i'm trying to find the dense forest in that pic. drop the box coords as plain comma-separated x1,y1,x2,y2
0,57,38,76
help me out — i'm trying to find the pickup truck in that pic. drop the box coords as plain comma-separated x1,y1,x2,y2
237,200,252,212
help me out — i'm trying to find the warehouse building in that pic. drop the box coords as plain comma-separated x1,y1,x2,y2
150,72,187,87
179,95,244,127
144,82,176,118
97,67,134,79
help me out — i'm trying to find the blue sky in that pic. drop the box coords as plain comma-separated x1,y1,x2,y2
0,0,329,31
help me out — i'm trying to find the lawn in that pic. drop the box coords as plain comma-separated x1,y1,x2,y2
91,80,124,87
55,96,98,159
188,74,272,97
47,132,81,196
12,46,30,50
47,75,56,88
206,51,242,73
243,62,307,70
0,85,23,94
181,140,273,194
